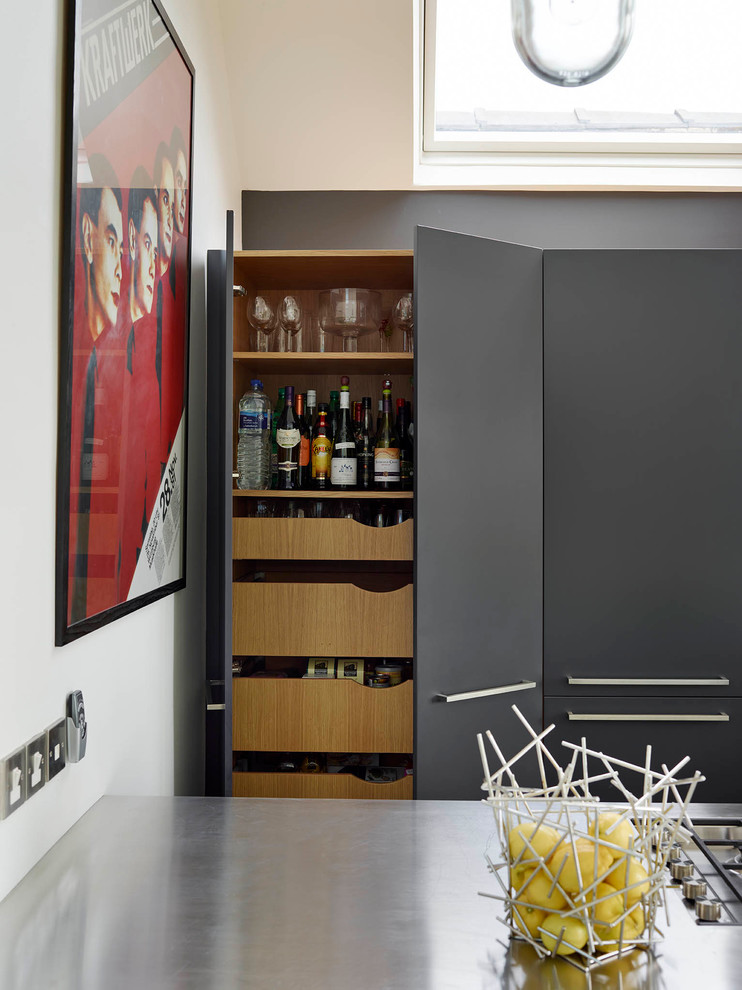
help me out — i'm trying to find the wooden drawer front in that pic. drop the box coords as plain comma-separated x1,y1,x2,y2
233,678,413,752
232,771,413,800
232,582,412,657
543,696,742,803
233,517,413,561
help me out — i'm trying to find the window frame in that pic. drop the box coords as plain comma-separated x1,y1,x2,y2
416,0,742,191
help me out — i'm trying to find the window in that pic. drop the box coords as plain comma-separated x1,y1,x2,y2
417,0,742,189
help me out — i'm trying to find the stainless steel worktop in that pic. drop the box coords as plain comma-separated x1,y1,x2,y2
1,798,740,989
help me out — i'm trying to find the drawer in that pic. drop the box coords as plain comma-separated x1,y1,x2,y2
233,517,413,561
232,582,412,657
233,678,413,752
543,696,742,803
232,771,413,800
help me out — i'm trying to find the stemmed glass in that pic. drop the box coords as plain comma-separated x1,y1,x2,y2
246,293,276,352
392,292,414,353
278,295,303,352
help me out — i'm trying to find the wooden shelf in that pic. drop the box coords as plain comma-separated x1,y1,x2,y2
233,352,414,375
233,517,413,561
232,770,413,800
233,678,413,752
232,582,413,657
233,250,413,290
233,489,413,500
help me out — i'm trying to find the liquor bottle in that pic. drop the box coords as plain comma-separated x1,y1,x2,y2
328,390,340,443
374,379,400,490
275,385,301,490
270,386,285,488
352,401,362,444
356,396,375,491
294,391,311,488
311,409,332,490
306,389,317,442
330,376,357,489
396,398,413,491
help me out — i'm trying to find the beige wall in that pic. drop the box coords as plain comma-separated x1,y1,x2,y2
219,0,414,190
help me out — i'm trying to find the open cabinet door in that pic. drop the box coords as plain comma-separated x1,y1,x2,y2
205,211,234,796
414,227,543,800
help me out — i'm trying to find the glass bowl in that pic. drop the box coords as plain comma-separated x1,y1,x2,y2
318,288,381,352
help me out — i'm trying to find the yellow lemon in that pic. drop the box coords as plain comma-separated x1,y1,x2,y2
515,867,568,911
588,883,624,927
548,837,613,895
508,822,562,864
606,857,650,907
539,914,589,956
595,905,645,952
588,813,637,862
512,903,546,940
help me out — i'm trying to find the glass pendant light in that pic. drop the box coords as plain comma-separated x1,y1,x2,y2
512,0,635,87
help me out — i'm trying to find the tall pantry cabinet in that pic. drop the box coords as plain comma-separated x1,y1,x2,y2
207,214,742,803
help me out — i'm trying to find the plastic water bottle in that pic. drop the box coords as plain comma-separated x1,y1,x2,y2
237,380,272,490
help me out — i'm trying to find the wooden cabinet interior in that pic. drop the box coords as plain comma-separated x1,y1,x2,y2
230,249,415,800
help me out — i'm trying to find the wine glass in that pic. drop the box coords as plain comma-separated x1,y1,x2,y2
278,295,303,352
318,288,381,353
246,293,276,352
392,292,414,354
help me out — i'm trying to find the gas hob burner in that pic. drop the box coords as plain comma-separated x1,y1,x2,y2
673,818,742,926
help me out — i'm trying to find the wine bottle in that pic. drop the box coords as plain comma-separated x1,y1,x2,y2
374,379,400,490
306,389,317,443
376,398,383,437
353,401,362,444
294,391,311,488
275,385,301,490
270,386,285,488
330,376,357,489
356,396,375,491
311,408,332,490
396,398,413,491
328,389,340,443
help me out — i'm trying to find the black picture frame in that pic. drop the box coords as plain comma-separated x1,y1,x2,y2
56,0,195,645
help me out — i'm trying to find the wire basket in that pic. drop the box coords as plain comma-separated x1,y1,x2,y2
478,706,705,973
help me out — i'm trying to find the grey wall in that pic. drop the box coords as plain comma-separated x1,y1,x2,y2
242,191,742,251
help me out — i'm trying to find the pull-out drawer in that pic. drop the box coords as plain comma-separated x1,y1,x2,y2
233,582,412,657
233,517,413,561
543,696,742,802
233,678,413,752
232,771,413,800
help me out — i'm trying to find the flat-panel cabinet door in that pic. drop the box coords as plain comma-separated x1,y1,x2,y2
415,227,544,800
543,250,742,697
544,696,742,803
205,211,234,796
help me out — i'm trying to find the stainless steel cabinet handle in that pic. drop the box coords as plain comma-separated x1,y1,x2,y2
567,676,729,687
206,679,226,712
435,680,536,704
567,712,729,722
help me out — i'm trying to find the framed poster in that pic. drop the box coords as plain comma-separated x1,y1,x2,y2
55,0,194,645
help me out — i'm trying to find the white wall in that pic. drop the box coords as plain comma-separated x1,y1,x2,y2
0,1,241,901
219,0,414,192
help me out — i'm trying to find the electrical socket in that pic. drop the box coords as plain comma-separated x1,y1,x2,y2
46,720,66,782
26,733,46,797
1,746,27,819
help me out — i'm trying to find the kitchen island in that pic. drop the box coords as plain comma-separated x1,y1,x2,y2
0,797,740,989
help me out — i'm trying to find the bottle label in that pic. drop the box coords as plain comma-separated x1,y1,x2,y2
278,460,297,474
276,428,300,449
312,438,332,479
374,448,400,480
239,411,269,431
331,459,357,485
299,436,310,467
333,441,355,451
